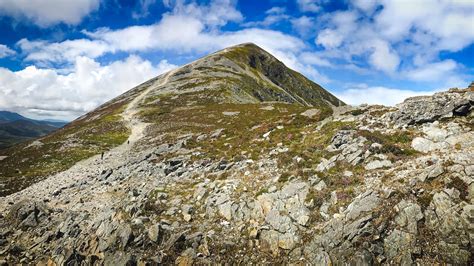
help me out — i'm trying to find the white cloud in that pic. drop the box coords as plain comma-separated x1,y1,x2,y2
403,59,468,87
316,29,344,49
266,7,286,15
0,56,176,120
353,0,378,13
166,0,243,28
132,0,157,19
315,10,358,49
243,7,289,27
335,85,442,106
375,0,474,52
0,44,15,58
297,0,323,13
22,15,306,71
291,16,315,37
0,0,100,27
18,38,110,64
368,40,400,73
313,0,474,78
405,60,458,82
299,52,332,67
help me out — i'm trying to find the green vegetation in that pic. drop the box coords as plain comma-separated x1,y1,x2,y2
350,109,367,116
358,129,419,159
0,101,130,196
138,88,333,164
221,43,344,108
447,176,468,200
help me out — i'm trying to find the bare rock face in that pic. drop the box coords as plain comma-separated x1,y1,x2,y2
6,200,50,229
389,88,473,125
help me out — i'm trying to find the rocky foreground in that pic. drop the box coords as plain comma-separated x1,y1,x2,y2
0,86,472,265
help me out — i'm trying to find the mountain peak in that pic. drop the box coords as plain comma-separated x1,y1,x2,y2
135,42,344,111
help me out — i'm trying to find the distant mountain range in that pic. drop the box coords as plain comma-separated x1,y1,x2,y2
0,111,67,149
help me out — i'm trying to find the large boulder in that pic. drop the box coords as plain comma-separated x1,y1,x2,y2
389,89,473,125
7,200,50,229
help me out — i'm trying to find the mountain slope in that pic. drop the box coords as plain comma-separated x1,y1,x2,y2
0,111,66,149
0,111,27,122
0,44,472,265
0,43,343,195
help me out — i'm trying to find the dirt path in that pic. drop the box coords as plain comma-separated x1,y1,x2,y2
0,71,174,212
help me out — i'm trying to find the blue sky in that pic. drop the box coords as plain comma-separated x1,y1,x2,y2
0,0,473,120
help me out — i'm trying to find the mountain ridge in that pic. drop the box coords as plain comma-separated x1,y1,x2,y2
0,43,344,194
0,111,66,149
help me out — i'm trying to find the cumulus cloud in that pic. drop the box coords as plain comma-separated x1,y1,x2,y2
18,38,110,65
368,40,400,73
352,0,378,13
403,59,469,88
313,0,473,78
299,52,332,67
375,0,474,52
291,16,315,37
405,60,458,82
0,0,100,27
132,0,157,19
3,0,325,122
335,85,442,106
17,0,253,62
166,0,243,28
297,0,323,13
20,14,307,73
243,7,289,27
0,44,15,58
0,56,176,120
316,29,344,49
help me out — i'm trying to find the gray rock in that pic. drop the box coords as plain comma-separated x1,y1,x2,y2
210,128,224,138
438,241,471,265
314,180,327,191
222,111,240,116
259,229,280,255
316,158,335,172
330,130,356,149
20,212,38,228
7,200,49,229
99,169,113,180
148,223,160,243
259,229,298,255
304,247,332,265
390,89,473,125
394,200,423,234
384,229,416,265
411,137,435,153
104,251,136,266
365,159,392,170
117,224,132,249
345,191,380,221
427,192,470,246
420,162,444,181
218,201,233,220
300,108,320,118
265,210,292,233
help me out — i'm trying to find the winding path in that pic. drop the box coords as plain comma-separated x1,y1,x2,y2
0,71,174,213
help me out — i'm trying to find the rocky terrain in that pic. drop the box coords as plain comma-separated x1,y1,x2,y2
0,43,473,265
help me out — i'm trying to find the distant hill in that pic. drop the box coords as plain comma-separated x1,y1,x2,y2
0,111,67,149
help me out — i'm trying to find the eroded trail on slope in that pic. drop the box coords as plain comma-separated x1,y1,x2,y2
0,72,173,212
